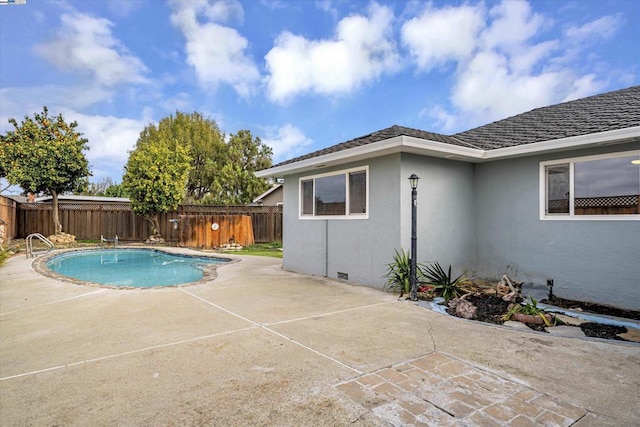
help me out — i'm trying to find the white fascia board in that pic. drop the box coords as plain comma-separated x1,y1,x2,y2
484,126,640,159
256,136,404,177
401,136,484,159
256,136,484,177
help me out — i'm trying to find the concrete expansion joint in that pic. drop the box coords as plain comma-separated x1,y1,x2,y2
426,321,437,352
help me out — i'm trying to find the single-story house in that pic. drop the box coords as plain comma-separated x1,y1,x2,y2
256,86,640,310
252,184,283,206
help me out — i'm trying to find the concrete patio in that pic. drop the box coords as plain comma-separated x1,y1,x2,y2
1,249,638,426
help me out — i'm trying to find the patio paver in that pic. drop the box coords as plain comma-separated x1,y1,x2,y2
336,352,586,426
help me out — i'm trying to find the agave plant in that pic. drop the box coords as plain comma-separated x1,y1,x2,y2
423,261,468,302
383,249,425,296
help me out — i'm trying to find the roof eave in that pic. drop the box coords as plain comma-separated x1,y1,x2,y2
252,184,282,203
484,126,640,160
255,126,640,178
255,136,484,177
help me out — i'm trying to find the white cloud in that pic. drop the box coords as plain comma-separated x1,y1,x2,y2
169,0,260,97
481,0,544,50
423,105,457,132
402,0,615,131
401,4,484,71
0,85,112,134
265,2,399,103
261,124,313,162
0,94,145,182
562,74,607,102
566,14,623,42
68,112,146,181
34,12,148,87
451,50,563,123
107,0,146,17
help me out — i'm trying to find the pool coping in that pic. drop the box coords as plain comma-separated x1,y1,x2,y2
31,246,239,290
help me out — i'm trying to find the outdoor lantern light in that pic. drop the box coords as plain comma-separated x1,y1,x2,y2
408,174,420,301
409,174,420,190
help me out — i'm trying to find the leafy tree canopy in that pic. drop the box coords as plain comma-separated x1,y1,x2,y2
207,129,272,205
0,106,90,234
155,111,226,202
148,111,273,205
122,124,191,238
79,177,127,197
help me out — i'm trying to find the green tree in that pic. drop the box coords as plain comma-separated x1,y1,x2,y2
80,177,117,196
148,111,272,205
104,183,127,198
153,111,226,202
0,107,90,234
206,129,272,205
122,124,191,239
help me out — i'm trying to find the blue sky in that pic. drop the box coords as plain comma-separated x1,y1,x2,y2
1,0,639,189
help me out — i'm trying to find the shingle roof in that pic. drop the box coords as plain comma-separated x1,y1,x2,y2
274,125,476,167
271,85,640,168
454,85,640,149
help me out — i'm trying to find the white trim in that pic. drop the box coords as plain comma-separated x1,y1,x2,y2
539,150,640,221
252,184,282,203
486,126,640,159
256,126,640,178
298,166,369,220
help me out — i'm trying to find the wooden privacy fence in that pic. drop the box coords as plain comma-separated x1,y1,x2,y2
16,202,282,243
179,215,254,249
0,195,18,241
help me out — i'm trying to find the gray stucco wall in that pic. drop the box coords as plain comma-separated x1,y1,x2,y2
280,142,639,310
281,152,476,288
282,154,404,287
400,153,476,275
474,143,640,310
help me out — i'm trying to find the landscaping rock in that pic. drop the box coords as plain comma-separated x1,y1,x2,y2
48,232,76,244
503,321,531,331
454,299,477,320
218,243,244,251
617,328,640,343
146,235,165,244
553,313,589,326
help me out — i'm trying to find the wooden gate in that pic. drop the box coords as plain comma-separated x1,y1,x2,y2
179,215,254,249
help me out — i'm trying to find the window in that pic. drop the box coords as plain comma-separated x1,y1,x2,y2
541,151,640,220
300,167,368,219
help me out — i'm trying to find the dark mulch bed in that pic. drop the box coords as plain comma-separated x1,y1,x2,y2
542,296,640,321
580,323,629,341
448,294,635,342
464,295,511,324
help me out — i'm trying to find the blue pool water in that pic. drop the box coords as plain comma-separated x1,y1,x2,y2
46,249,228,287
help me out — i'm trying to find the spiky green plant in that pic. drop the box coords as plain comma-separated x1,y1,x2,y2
383,249,425,296
423,262,468,302
502,297,552,326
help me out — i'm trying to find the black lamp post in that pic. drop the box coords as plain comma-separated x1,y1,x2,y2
409,174,420,301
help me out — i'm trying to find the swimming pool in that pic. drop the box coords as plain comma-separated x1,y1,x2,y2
44,249,230,288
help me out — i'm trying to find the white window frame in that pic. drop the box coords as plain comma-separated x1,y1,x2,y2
299,166,369,220
539,150,640,221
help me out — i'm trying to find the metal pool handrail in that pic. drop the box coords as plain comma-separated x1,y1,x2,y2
26,233,54,258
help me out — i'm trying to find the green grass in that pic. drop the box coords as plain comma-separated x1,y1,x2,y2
235,242,283,258
0,246,10,266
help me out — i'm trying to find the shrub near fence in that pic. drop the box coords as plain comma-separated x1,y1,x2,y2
17,202,282,243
